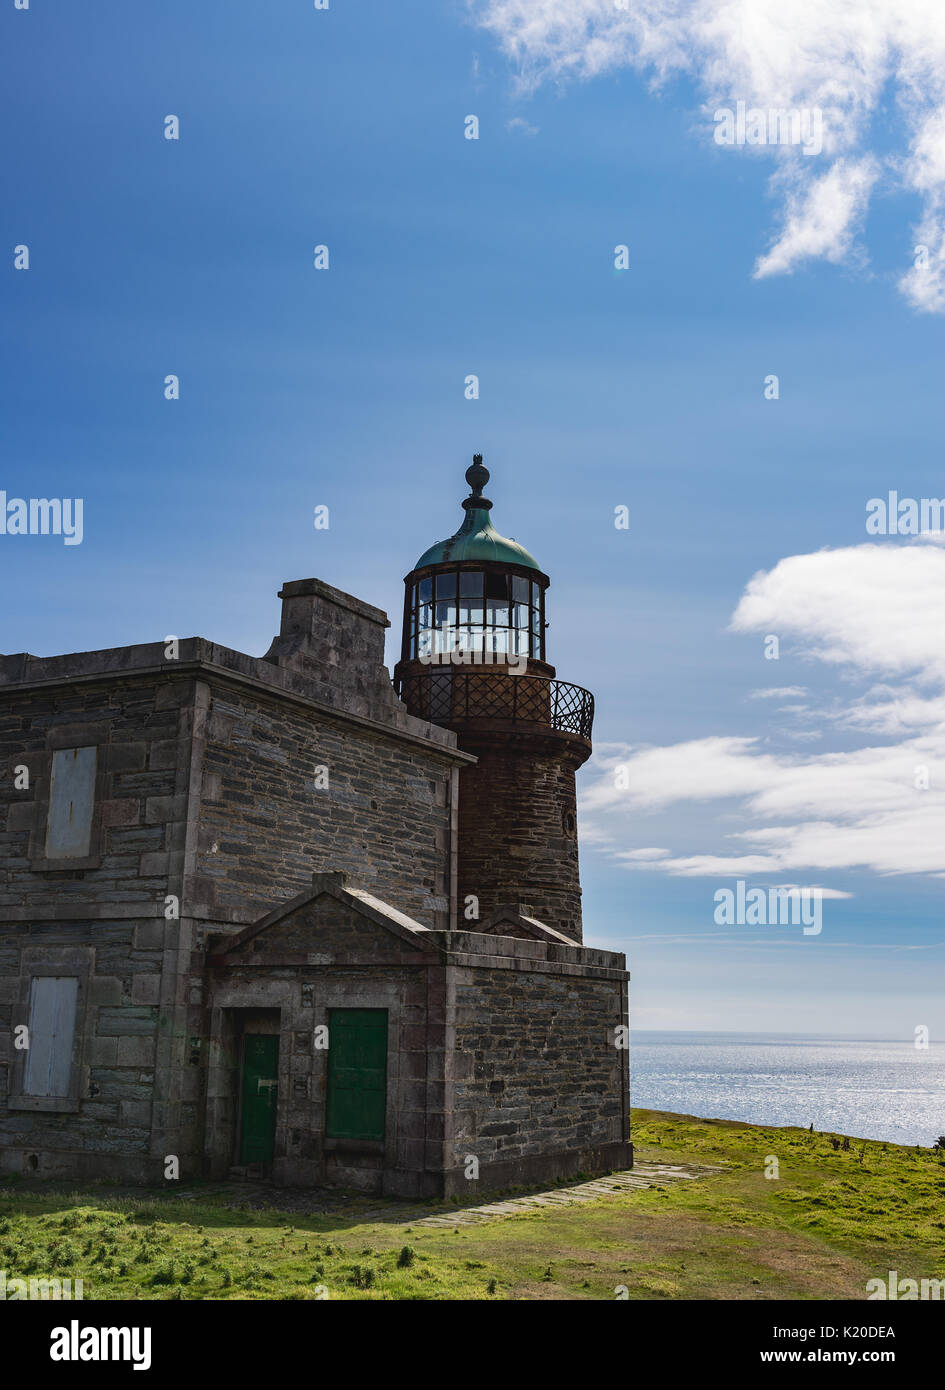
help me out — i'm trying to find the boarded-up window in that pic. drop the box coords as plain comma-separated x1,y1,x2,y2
45,746,96,859
24,976,79,1098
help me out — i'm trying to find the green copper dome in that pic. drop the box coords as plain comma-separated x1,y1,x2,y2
414,456,541,571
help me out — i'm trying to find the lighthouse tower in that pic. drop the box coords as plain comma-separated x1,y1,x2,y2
394,456,594,942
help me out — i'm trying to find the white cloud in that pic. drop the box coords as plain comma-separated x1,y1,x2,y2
750,686,808,699
582,540,945,881
507,115,540,135
773,884,854,900
840,687,945,736
754,158,878,278
730,542,945,683
473,0,945,309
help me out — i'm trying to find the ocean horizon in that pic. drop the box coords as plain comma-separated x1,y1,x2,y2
630,1031,945,1148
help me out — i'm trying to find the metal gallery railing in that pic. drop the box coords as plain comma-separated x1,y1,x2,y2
395,670,594,741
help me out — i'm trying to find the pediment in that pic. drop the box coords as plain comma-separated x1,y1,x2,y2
207,872,434,963
479,903,580,947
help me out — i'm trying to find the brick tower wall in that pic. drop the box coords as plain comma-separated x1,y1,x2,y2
456,733,584,942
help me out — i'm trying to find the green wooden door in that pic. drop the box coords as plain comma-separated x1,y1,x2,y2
239,1034,279,1164
326,1009,388,1141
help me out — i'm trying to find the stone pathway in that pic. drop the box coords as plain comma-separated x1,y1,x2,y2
9,1160,721,1228
406,1162,723,1228
196,1160,722,1226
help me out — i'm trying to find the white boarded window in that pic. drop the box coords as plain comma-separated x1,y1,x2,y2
45,746,96,859
24,976,79,1097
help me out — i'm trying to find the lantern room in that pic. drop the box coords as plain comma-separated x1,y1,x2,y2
399,456,550,668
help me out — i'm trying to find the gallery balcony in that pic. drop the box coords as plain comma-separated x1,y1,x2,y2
394,669,595,746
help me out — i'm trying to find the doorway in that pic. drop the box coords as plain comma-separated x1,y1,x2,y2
239,1032,279,1166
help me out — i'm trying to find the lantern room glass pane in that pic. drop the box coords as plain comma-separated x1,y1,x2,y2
419,578,433,602
435,573,457,599
459,571,483,596
435,600,455,627
513,603,529,629
459,596,483,624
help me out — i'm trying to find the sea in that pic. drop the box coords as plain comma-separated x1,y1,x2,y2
630,1032,945,1147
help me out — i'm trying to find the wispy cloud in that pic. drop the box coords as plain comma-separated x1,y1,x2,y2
472,0,945,310
507,115,540,136
582,539,945,881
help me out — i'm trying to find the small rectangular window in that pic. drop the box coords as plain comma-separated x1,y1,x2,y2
45,746,96,859
24,976,79,1098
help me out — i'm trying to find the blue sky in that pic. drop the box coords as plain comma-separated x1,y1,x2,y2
2,0,943,1036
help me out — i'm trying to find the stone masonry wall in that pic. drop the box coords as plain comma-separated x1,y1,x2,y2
192,680,458,930
450,962,628,1177
0,670,193,915
0,918,184,1180
0,670,202,1179
456,737,584,941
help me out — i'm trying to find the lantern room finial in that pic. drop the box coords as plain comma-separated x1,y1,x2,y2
463,454,492,511
412,453,539,569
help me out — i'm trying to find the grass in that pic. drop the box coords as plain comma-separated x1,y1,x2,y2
1,1108,942,1300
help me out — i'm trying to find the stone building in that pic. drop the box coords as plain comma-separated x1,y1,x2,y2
0,459,631,1196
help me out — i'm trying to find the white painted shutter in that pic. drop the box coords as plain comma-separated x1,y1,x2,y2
24,976,79,1097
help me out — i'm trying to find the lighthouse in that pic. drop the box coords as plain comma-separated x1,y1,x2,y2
394,455,594,942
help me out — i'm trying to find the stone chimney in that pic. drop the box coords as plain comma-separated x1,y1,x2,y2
263,578,398,721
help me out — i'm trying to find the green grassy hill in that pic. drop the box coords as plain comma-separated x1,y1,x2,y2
1,1109,942,1300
